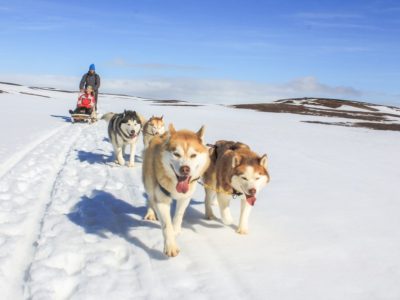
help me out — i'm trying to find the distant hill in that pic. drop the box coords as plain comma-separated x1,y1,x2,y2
232,97,400,131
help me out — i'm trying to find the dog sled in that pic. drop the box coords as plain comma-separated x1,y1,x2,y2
69,87,97,123
70,110,97,123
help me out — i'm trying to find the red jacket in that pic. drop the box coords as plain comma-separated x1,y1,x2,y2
77,93,95,109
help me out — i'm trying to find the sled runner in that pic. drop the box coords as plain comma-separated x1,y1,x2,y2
70,111,97,123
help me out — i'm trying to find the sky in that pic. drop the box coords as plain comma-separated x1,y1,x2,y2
0,0,399,105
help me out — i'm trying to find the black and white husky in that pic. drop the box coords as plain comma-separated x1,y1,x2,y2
102,110,144,167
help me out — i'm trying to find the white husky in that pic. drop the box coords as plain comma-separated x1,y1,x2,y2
102,110,144,167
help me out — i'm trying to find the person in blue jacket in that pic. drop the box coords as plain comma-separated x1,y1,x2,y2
79,64,100,111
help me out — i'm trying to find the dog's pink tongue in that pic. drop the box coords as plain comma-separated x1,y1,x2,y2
246,196,257,206
176,177,190,193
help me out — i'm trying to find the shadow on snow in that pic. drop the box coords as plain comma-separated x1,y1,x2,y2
142,192,224,231
76,150,113,165
67,190,167,260
76,150,142,165
50,114,72,123
67,190,226,260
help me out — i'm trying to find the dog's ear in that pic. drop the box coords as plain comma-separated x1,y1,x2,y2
259,154,268,169
196,125,205,142
168,123,176,134
123,110,126,118
232,154,241,168
160,115,163,120
137,113,146,125
208,146,217,162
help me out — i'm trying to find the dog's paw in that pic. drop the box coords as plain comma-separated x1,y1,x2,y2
115,159,126,166
144,210,157,221
222,215,233,225
164,243,180,257
205,212,216,220
236,227,248,235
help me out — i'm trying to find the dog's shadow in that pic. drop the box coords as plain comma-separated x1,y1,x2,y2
76,150,113,164
67,190,166,260
77,147,143,165
142,192,226,231
184,200,229,231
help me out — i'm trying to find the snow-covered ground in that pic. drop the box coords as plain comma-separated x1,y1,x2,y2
1,82,400,299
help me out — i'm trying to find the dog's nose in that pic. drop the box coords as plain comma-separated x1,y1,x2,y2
248,188,257,196
180,165,190,175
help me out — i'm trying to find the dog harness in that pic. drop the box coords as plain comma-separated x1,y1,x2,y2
199,181,243,199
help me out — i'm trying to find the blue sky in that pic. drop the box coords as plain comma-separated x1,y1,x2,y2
0,0,399,104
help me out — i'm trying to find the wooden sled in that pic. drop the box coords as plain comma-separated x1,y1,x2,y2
71,111,97,124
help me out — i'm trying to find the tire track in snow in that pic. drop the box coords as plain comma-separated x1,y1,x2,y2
0,123,82,300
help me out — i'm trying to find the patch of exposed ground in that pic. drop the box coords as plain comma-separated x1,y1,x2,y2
29,87,76,93
0,82,22,86
302,121,400,132
233,97,400,132
19,92,51,98
145,99,187,104
151,103,202,107
277,97,382,111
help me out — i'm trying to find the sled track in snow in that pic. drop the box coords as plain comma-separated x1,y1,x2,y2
0,123,83,299
0,124,70,180
21,121,169,299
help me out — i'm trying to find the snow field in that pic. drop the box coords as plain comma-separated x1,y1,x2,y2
0,84,400,299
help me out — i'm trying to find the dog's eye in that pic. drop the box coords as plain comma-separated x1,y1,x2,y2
241,176,248,181
173,152,181,158
190,153,197,158
256,177,260,180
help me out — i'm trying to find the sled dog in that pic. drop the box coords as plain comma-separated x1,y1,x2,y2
142,124,210,257
142,115,165,148
203,140,270,234
102,110,144,167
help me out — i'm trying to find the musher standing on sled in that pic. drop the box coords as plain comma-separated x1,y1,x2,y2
80,64,100,111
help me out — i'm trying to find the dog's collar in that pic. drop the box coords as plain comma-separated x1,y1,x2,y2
158,183,171,197
145,130,158,136
191,177,200,183
232,188,243,198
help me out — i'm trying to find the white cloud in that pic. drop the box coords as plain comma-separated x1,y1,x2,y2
0,73,367,104
0,74,78,90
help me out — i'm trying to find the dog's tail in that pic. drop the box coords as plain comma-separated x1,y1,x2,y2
101,112,115,122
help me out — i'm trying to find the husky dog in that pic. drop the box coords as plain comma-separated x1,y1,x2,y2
102,110,144,167
142,115,165,148
203,140,270,234
142,124,210,257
